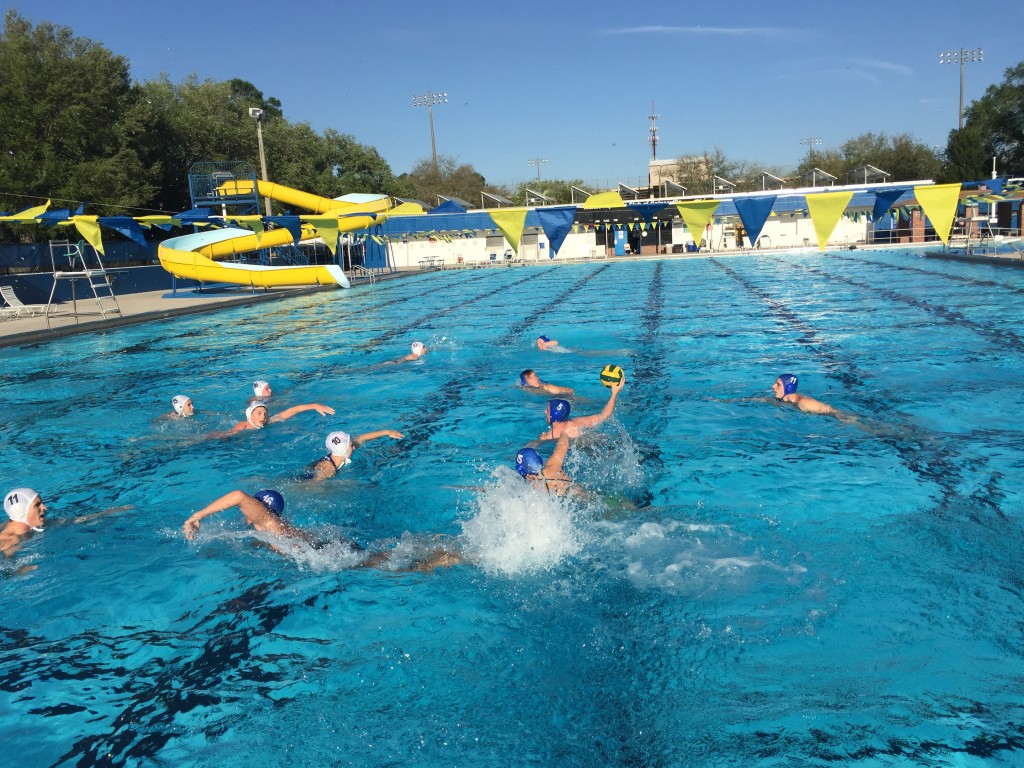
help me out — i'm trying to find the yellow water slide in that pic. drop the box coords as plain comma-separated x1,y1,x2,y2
157,181,391,288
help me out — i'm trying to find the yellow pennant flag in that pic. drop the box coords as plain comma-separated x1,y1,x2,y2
0,199,51,222
582,191,626,209
675,200,720,243
230,215,265,245
72,215,105,255
805,191,853,251
304,216,340,255
488,208,528,253
914,183,962,244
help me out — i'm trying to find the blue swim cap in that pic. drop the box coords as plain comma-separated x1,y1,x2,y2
548,399,571,422
778,374,799,396
538,335,550,343
253,489,284,517
519,373,528,386
515,448,544,477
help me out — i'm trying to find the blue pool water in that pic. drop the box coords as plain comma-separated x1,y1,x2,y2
2,249,1023,767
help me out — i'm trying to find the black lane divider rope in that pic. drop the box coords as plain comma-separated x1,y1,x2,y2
625,261,668,475
710,258,1001,515
828,251,1024,297
390,264,612,460
46,580,293,766
782,257,1024,355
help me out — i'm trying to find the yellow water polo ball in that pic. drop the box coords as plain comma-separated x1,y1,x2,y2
600,364,624,387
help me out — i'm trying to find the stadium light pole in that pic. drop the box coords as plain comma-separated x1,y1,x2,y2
248,107,272,216
528,157,548,182
800,136,822,166
412,91,447,174
939,48,983,130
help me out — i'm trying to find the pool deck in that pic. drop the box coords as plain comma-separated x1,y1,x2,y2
0,284,340,349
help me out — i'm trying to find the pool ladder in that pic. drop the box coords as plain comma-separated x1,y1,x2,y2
45,240,123,328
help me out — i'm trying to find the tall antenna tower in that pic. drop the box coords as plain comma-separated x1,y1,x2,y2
648,101,659,160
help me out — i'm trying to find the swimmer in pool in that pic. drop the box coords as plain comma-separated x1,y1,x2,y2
772,373,845,417
2,488,132,562
306,429,405,481
227,400,335,434
1,488,46,557
515,433,574,496
164,395,195,419
518,369,574,397
249,380,272,403
536,335,559,351
538,375,625,441
393,341,427,363
183,489,460,571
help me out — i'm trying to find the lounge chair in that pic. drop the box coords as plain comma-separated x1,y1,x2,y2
0,285,47,317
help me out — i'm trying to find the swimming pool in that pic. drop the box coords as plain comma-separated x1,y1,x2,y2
2,248,1023,767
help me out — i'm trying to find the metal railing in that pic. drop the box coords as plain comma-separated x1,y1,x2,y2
351,265,377,285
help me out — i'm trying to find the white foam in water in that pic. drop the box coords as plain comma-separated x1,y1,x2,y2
460,467,583,576
604,519,807,596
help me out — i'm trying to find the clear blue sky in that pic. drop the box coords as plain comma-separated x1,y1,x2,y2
7,0,1023,188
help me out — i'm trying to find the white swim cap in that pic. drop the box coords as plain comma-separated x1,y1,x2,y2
171,395,191,415
253,380,271,397
325,431,351,457
246,400,268,428
411,341,425,355
4,487,41,530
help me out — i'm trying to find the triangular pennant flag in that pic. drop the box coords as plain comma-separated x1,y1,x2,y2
582,191,627,209
0,199,51,222
536,207,576,255
264,215,302,245
805,191,853,251
872,188,905,221
734,196,777,246
914,183,962,245
675,200,720,245
97,215,148,247
304,216,340,255
71,215,105,255
488,208,529,253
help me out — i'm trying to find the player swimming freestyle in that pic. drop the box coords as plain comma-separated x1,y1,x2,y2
182,489,460,571
772,373,847,418
518,369,574,396
515,433,574,496
305,429,405,481
226,400,335,434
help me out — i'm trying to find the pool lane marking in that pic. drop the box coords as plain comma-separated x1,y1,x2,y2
709,257,990,507
827,251,1024,296
49,579,294,765
778,257,1024,355
624,261,669,476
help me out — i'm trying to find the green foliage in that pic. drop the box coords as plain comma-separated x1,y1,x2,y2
959,61,1024,177
0,10,159,228
940,124,989,182
791,133,940,184
402,155,486,207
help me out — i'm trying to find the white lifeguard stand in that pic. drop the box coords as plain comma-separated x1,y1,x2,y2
45,241,122,328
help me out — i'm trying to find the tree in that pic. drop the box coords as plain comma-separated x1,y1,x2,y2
0,11,158,226
941,124,990,182
961,61,1024,176
404,155,485,207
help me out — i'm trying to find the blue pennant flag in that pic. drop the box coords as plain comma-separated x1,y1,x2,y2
536,206,576,256
734,196,776,245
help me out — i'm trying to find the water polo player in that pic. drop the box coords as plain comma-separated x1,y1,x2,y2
227,400,335,434
772,373,839,416
538,374,625,441
518,369,574,396
306,428,405,481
